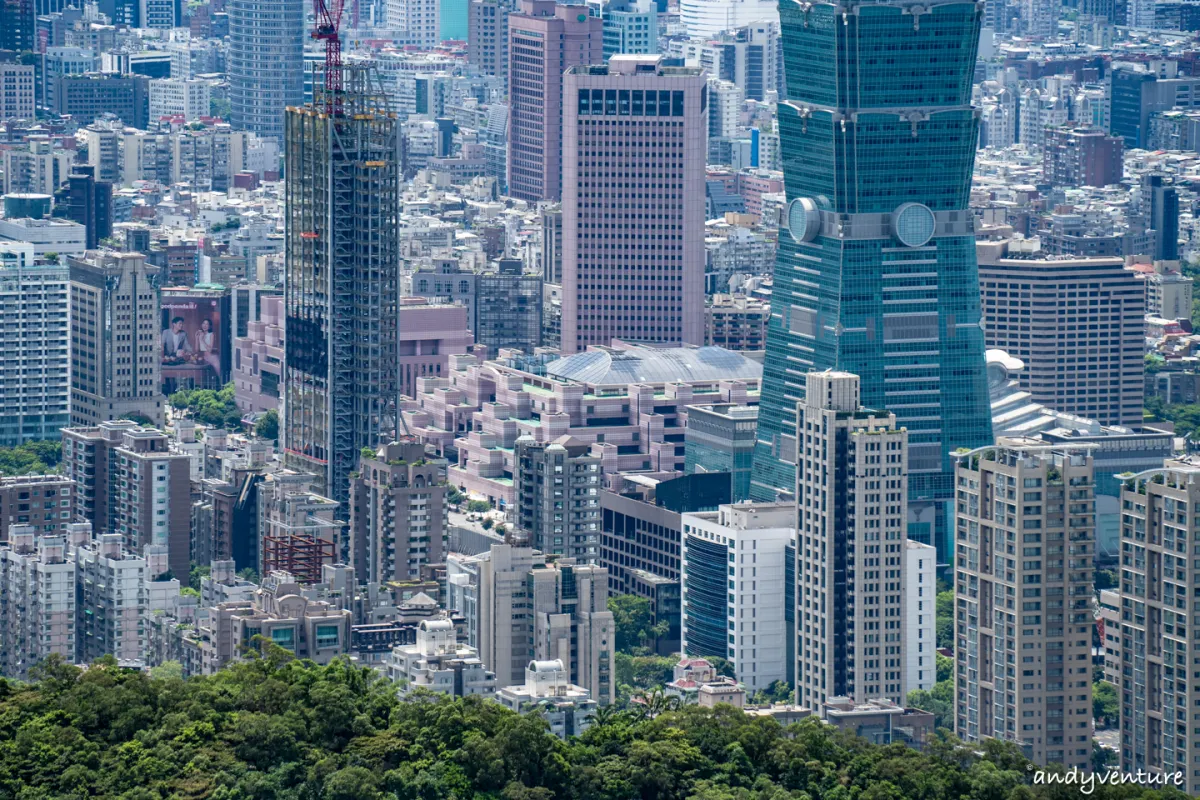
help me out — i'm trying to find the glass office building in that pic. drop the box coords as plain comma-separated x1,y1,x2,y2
750,0,993,560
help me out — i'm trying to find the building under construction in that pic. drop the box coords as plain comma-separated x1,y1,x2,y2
283,63,401,511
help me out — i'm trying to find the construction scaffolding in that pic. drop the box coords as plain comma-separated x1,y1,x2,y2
283,63,401,511
262,533,338,585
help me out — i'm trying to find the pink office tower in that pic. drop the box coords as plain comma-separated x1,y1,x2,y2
561,55,707,354
507,0,602,202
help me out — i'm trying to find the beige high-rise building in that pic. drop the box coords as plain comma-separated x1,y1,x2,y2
468,0,510,84
61,421,192,580
952,439,1094,770
1117,458,1200,793
68,251,165,428
0,526,76,678
977,238,1144,428
477,543,615,705
794,371,935,711
349,439,449,583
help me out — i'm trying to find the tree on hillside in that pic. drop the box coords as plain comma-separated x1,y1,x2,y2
0,653,1185,800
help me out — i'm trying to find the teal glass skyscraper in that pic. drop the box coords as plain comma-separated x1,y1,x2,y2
750,0,993,553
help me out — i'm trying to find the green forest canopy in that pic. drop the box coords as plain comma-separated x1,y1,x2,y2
0,654,1182,800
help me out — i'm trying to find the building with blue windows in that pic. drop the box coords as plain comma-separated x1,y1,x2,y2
749,0,994,563
680,503,791,693
684,404,757,502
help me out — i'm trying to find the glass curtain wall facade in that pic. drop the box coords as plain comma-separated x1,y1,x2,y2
283,65,401,510
750,0,993,559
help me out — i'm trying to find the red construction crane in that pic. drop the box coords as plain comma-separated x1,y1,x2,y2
312,0,345,114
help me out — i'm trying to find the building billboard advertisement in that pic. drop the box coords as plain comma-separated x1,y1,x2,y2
161,290,230,394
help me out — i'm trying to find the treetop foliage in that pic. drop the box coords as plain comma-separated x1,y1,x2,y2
0,440,62,477
170,383,244,430
0,654,1184,800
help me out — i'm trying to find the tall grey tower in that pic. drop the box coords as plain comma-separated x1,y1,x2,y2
283,65,401,510
228,0,305,142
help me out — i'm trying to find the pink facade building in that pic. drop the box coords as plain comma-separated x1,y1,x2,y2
402,345,762,508
507,0,602,202
397,297,476,400
561,55,707,354
736,169,784,221
233,294,283,413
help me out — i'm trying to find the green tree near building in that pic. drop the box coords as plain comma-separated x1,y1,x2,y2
170,383,244,429
608,594,668,653
255,409,279,440
0,440,62,476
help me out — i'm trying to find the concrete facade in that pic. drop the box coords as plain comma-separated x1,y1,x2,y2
506,0,601,202
67,251,165,428
349,439,449,583
953,440,1094,771
794,371,932,709
978,239,1145,428
561,56,706,353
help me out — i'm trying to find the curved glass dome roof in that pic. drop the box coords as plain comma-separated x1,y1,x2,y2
545,346,762,386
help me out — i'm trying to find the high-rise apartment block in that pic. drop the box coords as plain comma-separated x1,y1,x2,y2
227,0,305,142
1042,127,1124,188
506,0,601,202
794,371,935,709
1,137,75,196
514,435,601,562
0,526,75,678
1116,459,1200,793
61,420,192,580
149,77,213,122
0,63,35,121
68,250,165,428
0,475,74,545
953,441,1094,770
349,439,448,584
283,65,400,509
978,239,1145,428
750,0,993,523
674,23,782,102
74,531,149,666
561,55,706,353
681,503,792,692
0,242,69,445
477,544,615,704
468,0,511,83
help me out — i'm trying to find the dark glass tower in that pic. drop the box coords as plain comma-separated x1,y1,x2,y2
750,0,993,556
283,65,401,511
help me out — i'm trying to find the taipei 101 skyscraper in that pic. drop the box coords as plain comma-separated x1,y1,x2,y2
750,0,993,561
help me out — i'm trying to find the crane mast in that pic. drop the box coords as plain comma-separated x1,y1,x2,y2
312,0,345,113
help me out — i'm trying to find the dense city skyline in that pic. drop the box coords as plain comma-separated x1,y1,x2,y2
0,0,1199,794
